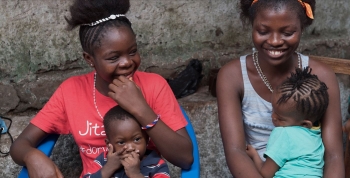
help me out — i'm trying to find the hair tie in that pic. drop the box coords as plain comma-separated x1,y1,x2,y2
297,0,314,19
81,14,126,26
251,0,258,6
250,0,314,20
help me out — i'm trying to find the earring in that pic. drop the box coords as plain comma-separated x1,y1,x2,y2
90,64,94,67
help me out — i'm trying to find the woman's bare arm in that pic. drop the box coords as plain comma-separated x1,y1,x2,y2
10,123,63,177
217,59,263,178
310,59,345,178
145,122,193,169
132,102,194,169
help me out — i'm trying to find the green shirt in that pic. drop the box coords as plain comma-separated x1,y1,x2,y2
264,126,324,178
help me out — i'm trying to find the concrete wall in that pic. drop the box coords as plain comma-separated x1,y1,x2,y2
0,0,350,114
0,0,350,177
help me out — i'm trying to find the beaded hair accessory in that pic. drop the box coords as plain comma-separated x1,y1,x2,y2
81,14,126,26
251,0,314,19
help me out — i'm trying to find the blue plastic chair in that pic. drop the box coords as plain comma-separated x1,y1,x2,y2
180,106,200,178
18,106,200,178
17,134,60,178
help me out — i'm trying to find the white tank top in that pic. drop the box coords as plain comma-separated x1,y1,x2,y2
240,53,309,160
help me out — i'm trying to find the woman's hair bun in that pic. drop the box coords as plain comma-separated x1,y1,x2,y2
66,0,130,30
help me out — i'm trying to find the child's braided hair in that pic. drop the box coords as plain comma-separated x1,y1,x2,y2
277,67,329,123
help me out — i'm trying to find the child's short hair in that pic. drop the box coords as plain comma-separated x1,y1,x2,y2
103,105,138,138
276,67,329,123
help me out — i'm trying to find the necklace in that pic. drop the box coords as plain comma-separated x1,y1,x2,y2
93,73,104,119
252,52,301,93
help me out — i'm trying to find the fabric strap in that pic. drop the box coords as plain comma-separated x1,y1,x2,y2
251,0,314,19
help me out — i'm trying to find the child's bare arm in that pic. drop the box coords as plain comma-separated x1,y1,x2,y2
246,145,279,178
260,157,279,178
100,144,125,178
246,145,263,170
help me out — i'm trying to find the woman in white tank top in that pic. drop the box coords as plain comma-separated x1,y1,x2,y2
217,0,344,177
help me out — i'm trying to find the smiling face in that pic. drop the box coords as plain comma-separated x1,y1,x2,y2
106,118,148,160
84,26,141,84
252,6,302,65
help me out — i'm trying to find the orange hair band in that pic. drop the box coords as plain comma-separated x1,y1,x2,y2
251,0,258,6
250,0,314,19
297,0,314,19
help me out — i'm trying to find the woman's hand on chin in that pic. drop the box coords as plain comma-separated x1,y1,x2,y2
108,75,147,116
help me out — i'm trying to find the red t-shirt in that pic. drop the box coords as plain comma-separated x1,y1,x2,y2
31,71,187,177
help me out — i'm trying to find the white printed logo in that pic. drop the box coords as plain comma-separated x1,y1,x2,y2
79,120,106,136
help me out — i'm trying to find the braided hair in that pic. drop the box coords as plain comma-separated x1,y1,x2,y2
239,0,316,29
65,0,134,56
276,67,329,123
